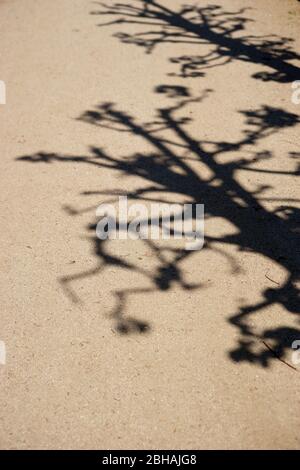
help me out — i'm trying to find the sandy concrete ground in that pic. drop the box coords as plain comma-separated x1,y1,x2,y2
0,0,300,449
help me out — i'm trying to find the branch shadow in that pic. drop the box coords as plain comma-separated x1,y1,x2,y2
91,1,300,82
17,83,300,367
15,1,300,369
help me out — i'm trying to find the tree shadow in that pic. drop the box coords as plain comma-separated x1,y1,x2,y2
91,0,300,82
17,83,300,368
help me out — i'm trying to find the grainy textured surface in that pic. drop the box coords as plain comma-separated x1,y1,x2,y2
0,0,300,449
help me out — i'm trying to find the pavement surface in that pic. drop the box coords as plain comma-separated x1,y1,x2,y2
0,0,300,449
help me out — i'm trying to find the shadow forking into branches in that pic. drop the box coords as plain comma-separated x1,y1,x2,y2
91,0,300,82
18,86,300,367
16,1,300,368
